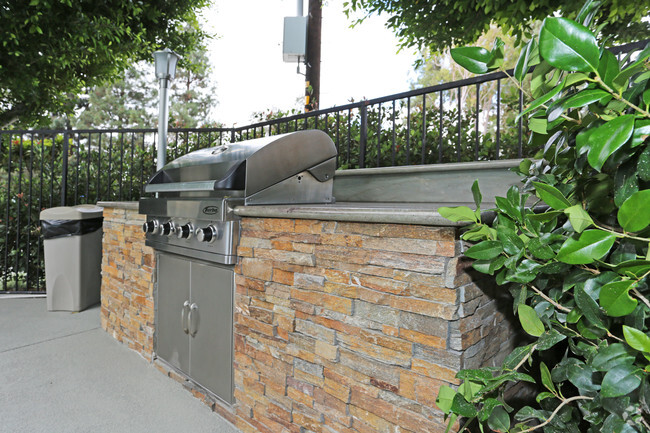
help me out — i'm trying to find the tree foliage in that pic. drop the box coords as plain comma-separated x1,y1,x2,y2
437,2,650,431
0,0,210,128
344,0,650,54
69,48,218,130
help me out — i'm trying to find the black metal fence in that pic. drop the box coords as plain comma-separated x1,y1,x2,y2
1,39,647,292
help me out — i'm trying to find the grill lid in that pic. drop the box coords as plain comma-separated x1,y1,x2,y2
145,130,337,204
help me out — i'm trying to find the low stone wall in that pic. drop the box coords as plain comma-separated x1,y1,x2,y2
99,202,516,433
100,203,155,359
230,217,513,433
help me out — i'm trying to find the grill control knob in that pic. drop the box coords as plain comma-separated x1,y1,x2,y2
159,221,175,236
196,225,219,243
177,223,194,239
142,219,159,234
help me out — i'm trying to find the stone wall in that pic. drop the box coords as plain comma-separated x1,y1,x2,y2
230,217,514,433
100,203,155,359
99,204,516,433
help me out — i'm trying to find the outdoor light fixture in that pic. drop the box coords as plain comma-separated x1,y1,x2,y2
153,48,181,170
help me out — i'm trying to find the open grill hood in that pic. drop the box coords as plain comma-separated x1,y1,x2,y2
145,130,337,205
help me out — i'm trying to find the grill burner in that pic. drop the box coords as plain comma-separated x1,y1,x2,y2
139,130,337,264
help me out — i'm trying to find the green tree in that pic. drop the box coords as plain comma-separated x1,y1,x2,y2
74,64,156,129
0,0,209,128
169,49,218,128
344,0,650,53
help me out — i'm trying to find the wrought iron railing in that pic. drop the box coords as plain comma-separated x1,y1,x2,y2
1,39,647,292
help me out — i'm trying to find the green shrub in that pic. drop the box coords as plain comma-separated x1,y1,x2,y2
437,2,650,431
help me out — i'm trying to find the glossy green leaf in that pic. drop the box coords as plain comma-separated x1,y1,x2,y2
517,78,566,121
451,46,492,74
529,117,547,134
597,50,620,89
632,119,650,147
565,72,589,87
591,343,636,371
567,360,600,391
566,308,582,323
461,224,492,242
436,385,456,413
458,380,483,400
532,181,572,210
518,304,545,337
618,190,650,232
503,344,535,370
478,398,504,422
487,406,510,432
527,237,555,260
576,0,600,26
599,280,638,317
556,230,617,264
563,89,609,109
587,114,635,171
575,127,596,155
495,196,521,222
575,284,606,330
471,179,482,209
623,325,650,353
539,17,599,72
438,206,478,223
613,260,650,278
563,204,594,233
506,259,542,283
536,328,567,351
450,393,478,418
639,146,650,181
514,38,537,82
486,37,505,70
497,227,524,255
540,362,555,393
601,364,641,397
614,161,639,207
465,240,503,260
527,210,562,222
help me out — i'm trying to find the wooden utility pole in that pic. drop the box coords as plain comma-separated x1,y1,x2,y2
304,0,321,111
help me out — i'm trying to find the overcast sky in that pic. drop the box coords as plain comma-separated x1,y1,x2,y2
200,0,420,126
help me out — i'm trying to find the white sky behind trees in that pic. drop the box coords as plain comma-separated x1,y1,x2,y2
200,0,420,126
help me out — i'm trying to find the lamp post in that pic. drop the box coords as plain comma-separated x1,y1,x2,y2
153,48,181,170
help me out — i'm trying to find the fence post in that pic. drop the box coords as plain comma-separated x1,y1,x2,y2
359,103,367,169
230,128,236,144
60,125,70,206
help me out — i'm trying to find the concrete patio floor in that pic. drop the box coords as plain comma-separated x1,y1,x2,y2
0,296,241,433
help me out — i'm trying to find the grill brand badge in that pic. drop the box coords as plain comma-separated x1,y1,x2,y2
202,205,220,215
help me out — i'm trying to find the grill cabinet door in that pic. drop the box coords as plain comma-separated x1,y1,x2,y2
156,253,190,373
189,261,234,404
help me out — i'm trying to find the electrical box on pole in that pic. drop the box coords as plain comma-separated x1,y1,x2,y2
282,16,307,63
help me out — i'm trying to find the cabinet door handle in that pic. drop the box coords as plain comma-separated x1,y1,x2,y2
182,300,190,334
189,303,199,337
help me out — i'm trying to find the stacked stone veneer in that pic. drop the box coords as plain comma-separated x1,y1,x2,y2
99,204,516,433
100,205,155,359
230,217,514,433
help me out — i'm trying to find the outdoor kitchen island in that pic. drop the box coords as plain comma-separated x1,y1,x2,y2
99,160,520,433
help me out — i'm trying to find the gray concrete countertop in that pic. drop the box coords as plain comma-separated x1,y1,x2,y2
233,201,483,226
97,201,139,210
98,201,481,226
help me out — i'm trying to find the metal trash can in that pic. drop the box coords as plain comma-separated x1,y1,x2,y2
40,204,104,312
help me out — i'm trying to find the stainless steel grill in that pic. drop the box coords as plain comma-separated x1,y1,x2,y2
138,130,337,404
139,129,337,265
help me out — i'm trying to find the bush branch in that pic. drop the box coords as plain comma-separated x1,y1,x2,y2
520,396,594,433
530,285,571,313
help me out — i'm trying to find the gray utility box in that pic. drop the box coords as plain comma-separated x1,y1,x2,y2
283,16,307,62
40,204,103,312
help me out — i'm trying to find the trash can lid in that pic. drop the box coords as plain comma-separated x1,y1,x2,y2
40,204,104,220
